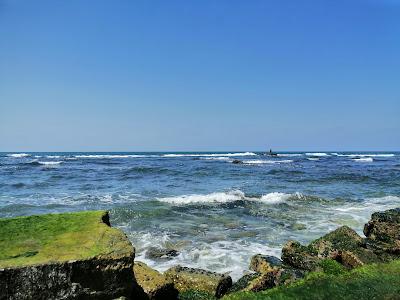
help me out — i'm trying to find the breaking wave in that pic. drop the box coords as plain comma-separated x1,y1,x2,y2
162,152,257,158
157,190,299,205
7,153,30,158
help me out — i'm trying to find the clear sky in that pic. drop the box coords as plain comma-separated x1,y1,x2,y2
0,0,399,151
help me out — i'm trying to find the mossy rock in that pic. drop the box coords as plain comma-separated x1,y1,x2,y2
0,210,133,268
134,261,178,299
223,259,400,300
249,255,283,274
0,211,137,299
165,266,232,298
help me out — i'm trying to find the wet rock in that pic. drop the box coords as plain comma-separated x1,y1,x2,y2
249,254,283,273
164,266,232,298
145,247,179,260
0,211,137,299
245,269,281,292
228,273,261,293
281,240,320,271
282,226,380,271
364,208,400,255
232,160,243,164
134,261,178,300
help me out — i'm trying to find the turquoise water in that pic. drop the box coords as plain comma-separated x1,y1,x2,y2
1,151,399,279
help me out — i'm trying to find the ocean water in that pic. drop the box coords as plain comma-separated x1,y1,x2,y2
1,151,399,279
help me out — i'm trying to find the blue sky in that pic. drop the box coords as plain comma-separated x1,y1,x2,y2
0,0,399,151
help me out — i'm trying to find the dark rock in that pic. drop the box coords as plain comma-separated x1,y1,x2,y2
364,208,400,255
228,273,260,293
164,265,232,298
232,160,243,164
145,247,179,260
249,254,283,273
282,226,380,271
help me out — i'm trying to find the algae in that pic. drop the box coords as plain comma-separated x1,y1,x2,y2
0,210,133,268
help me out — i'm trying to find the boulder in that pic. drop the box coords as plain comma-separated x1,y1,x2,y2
232,160,243,164
134,261,178,299
0,211,137,299
228,273,261,293
249,255,282,274
164,266,232,298
282,226,380,271
364,208,400,255
145,247,179,260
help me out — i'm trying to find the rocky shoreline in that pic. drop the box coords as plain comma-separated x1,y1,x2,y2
1,208,400,299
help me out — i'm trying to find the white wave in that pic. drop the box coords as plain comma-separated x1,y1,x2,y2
46,155,62,158
38,161,62,166
307,158,319,161
259,192,292,204
353,157,373,162
7,153,30,158
158,190,246,204
277,153,303,157
243,159,293,164
75,154,146,159
132,231,281,281
332,153,394,157
202,157,231,161
158,190,299,205
162,152,257,158
305,153,330,157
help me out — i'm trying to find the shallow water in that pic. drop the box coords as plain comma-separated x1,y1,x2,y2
1,151,399,279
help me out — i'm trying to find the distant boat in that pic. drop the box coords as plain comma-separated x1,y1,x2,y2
264,149,277,156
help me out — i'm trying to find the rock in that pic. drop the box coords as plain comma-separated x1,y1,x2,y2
134,261,178,299
164,266,232,298
232,160,243,164
281,240,320,271
0,211,137,299
364,208,400,255
282,226,380,271
228,273,261,293
249,254,283,273
145,247,179,260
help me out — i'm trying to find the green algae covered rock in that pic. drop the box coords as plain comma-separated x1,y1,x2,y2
282,226,380,271
165,266,232,298
223,259,400,300
134,261,178,299
249,255,283,274
0,211,137,299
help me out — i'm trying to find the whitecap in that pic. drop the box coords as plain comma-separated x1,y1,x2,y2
333,153,394,157
259,192,292,204
75,154,146,159
202,157,231,161
38,161,63,166
158,190,246,205
305,153,330,157
307,158,319,161
353,157,373,162
7,153,30,158
162,152,257,158
243,160,293,164
277,153,303,157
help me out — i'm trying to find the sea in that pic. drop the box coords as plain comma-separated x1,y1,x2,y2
1,151,399,279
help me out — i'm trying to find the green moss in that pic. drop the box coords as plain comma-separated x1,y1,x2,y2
224,260,400,300
179,290,216,300
0,211,133,268
318,259,347,275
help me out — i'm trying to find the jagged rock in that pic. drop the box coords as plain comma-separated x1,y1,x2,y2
145,247,179,260
134,261,178,300
364,208,400,255
282,226,380,271
228,273,261,293
281,240,320,271
0,211,137,299
164,266,232,298
249,254,283,273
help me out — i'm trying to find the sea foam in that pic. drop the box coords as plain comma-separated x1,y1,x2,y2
7,153,30,158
